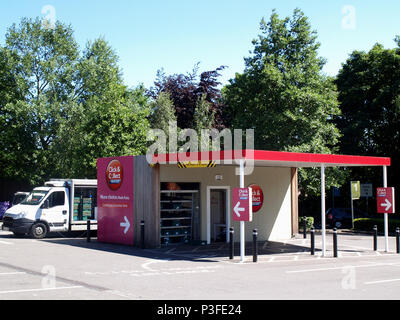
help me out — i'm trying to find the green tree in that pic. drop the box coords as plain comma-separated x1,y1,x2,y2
0,18,79,183
149,91,177,133
55,85,150,178
336,41,400,211
0,18,151,184
193,93,215,132
223,9,343,195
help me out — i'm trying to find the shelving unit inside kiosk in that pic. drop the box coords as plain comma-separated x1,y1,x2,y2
160,189,198,245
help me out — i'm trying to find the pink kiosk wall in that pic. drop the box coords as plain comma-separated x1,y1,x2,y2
97,156,134,245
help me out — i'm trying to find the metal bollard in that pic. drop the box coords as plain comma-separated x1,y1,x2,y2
373,225,378,251
303,216,307,239
310,227,315,255
253,229,258,263
141,220,145,249
229,227,234,260
333,228,338,258
396,227,400,254
87,219,91,243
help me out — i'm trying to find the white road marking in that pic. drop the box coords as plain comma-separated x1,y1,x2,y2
286,262,397,274
0,272,26,276
141,259,170,272
165,248,176,254
365,278,400,285
0,286,83,295
0,240,13,245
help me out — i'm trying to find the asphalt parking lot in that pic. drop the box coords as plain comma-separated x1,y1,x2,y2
1,225,400,300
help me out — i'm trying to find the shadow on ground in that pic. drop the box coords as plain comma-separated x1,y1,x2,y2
0,229,319,262
2,230,375,261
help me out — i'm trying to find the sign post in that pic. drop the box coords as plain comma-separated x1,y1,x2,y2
377,185,395,252
383,166,389,251
350,181,360,229
234,160,253,263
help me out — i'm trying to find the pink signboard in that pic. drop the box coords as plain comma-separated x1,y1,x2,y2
97,156,134,245
232,187,253,222
377,187,395,214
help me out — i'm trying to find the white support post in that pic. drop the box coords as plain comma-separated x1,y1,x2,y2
383,165,389,252
321,164,326,257
240,160,245,263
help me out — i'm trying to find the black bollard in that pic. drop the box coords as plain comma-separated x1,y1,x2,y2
303,216,307,239
86,219,91,242
333,228,338,258
373,225,378,251
253,229,258,263
310,227,315,255
141,220,145,249
396,227,400,254
229,227,234,260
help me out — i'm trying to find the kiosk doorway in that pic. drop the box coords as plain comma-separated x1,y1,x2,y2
206,186,230,244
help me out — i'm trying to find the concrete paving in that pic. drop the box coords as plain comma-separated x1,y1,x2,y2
0,227,400,300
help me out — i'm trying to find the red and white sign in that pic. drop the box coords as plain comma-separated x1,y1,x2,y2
248,184,263,213
97,156,134,245
232,188,253,222
377,187,395,214
105,159,123,191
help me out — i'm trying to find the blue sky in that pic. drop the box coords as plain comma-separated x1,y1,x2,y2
1,0,399,89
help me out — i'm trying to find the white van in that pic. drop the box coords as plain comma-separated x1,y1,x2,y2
2,179,97,239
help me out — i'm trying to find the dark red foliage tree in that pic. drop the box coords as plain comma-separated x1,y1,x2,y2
149,64,228,130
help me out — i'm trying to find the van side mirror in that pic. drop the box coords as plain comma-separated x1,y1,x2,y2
41,199,49,209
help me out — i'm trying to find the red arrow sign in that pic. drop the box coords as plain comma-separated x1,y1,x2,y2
232,188,253,222
377,187,395,214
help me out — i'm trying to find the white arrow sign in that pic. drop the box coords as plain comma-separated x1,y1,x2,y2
381,199,392,211
120,216,130,234
234,201,245,217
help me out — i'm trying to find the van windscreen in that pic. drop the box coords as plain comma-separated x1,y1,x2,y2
20,191,48,205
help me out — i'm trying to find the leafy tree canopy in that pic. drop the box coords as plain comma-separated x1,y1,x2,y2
223,9,344,195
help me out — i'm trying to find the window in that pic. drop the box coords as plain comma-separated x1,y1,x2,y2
48,191,65,207
21,191,48,206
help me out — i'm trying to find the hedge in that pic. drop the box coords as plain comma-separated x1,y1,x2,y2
299,216,314,231
353,218,400,233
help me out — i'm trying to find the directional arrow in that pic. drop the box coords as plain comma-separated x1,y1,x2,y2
120,216,130,234
380,199,392,212
234,201,245,217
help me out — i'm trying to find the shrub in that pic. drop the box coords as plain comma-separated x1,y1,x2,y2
299,216,314,231
354,218,400,233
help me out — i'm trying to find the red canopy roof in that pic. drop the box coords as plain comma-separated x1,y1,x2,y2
151,149,391,168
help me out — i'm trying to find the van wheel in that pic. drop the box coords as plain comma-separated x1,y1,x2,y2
30,223,48,239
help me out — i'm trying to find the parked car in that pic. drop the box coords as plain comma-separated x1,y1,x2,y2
0,202,10,220
0,192,30,221
326,207,369,228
